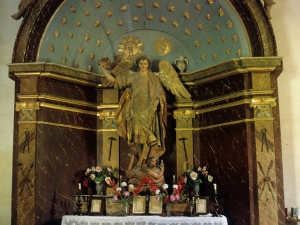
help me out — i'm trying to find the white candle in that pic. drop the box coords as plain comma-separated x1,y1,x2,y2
78,183,81,190
213,183,217,192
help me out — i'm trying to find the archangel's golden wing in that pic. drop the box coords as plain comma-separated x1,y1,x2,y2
158,60,191,99
100,60,134,87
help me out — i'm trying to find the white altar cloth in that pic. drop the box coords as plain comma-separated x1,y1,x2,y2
61,215,228,225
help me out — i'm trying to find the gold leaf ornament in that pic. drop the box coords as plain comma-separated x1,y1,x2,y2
61,18,67,24
95,2,101,8
153,2,159,8
70,6,76,13
168,5,175,12
160,16,167,22
120,5,127,12
172,21,179,28
136,2,144,8
184,12,190,19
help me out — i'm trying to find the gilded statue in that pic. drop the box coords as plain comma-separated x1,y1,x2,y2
126,154,165,187
100,55,190,185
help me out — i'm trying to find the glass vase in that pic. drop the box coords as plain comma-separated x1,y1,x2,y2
95,181,103,195
124,202,129,216
194,183,200,197
166,202,171,217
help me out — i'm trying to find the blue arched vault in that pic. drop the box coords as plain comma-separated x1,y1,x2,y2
37,0,251,73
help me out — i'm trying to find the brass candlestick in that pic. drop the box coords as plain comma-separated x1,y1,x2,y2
212,194,222,217
189,197,196,217
74,193,83,216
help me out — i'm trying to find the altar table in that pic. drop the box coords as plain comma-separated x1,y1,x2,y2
61,215,228,225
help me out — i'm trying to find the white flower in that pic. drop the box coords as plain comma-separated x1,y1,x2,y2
116,187,122,191
155,189,160,195
128,184,134,189
208,175,213,182
87,168,91,172
172,184,178,190
197,167,201,171
190,171,198,180
121,182,127,187
107,167,112,172
162,183,168,190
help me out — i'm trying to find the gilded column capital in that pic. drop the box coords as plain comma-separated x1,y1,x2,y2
250,97,276,119
173,109,196,129
16,101,40,121
16,101,40,112
97,110,117,129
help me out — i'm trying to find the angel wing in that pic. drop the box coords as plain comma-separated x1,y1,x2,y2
158,60,191,99
99,60,134,87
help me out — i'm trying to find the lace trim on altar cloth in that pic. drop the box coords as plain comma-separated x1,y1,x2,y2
61,215,228,225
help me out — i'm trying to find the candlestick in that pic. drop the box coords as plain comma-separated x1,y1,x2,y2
213,183,217,193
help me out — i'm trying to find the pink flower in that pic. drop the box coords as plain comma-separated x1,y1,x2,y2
90,174,96,180
105,177,112,184
175,194,180,200
113,195,118,200
95,166,101,172
124,191,130,197
91,167,95,171
155,196,160,202
190,171,197,180
184,177,187,183
170,195,176,202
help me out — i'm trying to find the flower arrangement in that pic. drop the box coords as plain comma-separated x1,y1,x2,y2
162,177,186,203
83,166,118,188
132,176,160,196
113,182,135,203
185,166,213,188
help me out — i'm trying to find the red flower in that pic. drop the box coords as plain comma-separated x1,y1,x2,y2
83,179,89,187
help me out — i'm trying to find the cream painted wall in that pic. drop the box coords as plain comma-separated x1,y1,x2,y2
0,1,299,224
0,1,21,225
272,1,300,211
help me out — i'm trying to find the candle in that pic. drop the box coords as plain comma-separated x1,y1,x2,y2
78,183,81,190
213,183,217,192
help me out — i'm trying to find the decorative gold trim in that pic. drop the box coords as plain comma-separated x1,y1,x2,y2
194,119,254,130
39,102,97,116
250,97,276,118
195,99,252,114
40,72,100,87
16,102,40,111
98,111,116,120
97,104,118,110
173,110,196,119
250,97,277,108
36,121,97,131
193,89,275,108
